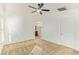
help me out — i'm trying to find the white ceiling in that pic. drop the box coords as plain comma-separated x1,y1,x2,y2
0,3,79,15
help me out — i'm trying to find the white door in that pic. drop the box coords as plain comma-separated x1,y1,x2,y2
74,10,79,51
60,10,75,48
41,13,60,44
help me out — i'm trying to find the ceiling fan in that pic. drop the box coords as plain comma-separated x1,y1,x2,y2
28,3,50,15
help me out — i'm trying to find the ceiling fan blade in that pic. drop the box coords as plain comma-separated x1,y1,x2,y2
38,3,40,6
39,11,42,15
32,10,37,13
41,9,50,11
57,7,67,11
38,3,44,9
28,5,37,9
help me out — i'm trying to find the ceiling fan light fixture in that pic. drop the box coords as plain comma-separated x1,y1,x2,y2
28,3,50,15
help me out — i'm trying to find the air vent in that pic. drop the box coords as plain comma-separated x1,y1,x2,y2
57,7,67,11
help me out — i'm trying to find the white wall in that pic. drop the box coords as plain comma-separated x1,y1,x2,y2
40,11,74,49
0,4,79,51
41,9,79,51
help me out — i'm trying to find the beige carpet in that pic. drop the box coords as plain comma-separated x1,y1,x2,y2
0,44,3,54
1,39,79,55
